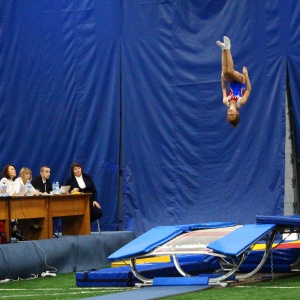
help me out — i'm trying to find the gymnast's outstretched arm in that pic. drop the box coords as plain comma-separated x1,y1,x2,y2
239,67,252,107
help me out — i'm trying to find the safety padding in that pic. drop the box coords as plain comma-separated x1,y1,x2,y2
186,222,236,230
108,226,185,261
256,215,300,226
207,224,276,257
76,256,218,287
153,276,209,286
108,222,236,261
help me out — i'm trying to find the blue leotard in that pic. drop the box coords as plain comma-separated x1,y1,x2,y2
226,81,246,108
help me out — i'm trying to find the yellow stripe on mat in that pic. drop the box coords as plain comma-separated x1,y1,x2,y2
253,240,300,251
111,255,171,267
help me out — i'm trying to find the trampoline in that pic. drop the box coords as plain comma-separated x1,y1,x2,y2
108,215,300,286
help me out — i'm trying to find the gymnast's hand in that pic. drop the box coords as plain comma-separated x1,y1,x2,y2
243,66,248,78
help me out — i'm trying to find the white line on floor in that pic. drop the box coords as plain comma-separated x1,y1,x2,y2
236,286,300,289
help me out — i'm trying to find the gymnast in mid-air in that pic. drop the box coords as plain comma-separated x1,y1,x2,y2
216,36,251,127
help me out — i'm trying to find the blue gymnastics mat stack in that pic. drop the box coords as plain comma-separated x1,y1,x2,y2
76,247,300,287
76,255,219,287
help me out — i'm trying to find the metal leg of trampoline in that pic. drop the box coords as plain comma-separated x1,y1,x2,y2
209,254,246,284
218,257,235,271
173,253,245,284
172,254,191,277
129,258,153,285
236,230,277,280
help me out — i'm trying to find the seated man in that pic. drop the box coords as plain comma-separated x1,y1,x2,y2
32,166,60,236
32,166,52,194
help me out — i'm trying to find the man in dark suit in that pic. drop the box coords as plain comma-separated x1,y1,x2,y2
32,166,52,194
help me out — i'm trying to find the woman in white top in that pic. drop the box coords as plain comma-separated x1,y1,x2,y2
14,168,43,236
1,165,25,241
14,167,40,196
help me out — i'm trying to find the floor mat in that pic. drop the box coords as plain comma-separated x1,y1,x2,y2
83,285,211,300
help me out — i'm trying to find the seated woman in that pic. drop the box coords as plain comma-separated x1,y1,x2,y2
14,168,43,233
64,162,103,223
0,164,25,241
14,167,41,196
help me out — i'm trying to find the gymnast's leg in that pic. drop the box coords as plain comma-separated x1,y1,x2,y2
223,37,245,83
217,36,244,83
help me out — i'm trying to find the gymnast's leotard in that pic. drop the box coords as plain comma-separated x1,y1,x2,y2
225,80,246,108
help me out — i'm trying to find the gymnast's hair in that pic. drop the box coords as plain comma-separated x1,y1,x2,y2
227,114,240,128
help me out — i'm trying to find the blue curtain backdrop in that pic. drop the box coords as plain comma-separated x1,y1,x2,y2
121,0,286,235
0,1,121,231
1,0,300,235
287,0,300,160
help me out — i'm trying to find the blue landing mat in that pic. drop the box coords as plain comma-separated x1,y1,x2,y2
208,224,275,257
76,255,219,287
83,285,211,300
256,215,300,226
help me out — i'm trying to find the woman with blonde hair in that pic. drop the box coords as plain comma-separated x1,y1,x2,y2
14,167,41,196
14,167,42,234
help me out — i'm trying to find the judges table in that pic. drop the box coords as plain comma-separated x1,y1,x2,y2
10,196,48,241
48,193,90,238
4,193,91,242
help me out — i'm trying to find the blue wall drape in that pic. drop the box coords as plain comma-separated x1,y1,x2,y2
1,0,299,235
121,0,286,235
0,1,121,230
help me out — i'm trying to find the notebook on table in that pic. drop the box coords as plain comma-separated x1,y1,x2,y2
59,185,71,194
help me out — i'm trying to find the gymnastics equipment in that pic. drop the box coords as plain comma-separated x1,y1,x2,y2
108,216,300,286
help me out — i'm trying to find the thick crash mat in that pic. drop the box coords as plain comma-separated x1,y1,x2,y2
239,247,300,273
76,255,219,287
256,215,300,226
153,276,209,286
